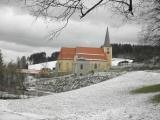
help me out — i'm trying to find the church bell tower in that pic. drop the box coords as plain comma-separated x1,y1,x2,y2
102,27,112,67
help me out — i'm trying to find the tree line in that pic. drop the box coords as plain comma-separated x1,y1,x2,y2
28,51,59,64
0,50,26,95
112,44,160,63
27,44,160,64
0,50,59,91
0,50,59,95
24,44,160,65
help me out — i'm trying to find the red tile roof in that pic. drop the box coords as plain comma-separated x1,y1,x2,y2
58,47,107,61
58,47,76,60
76,47,105,55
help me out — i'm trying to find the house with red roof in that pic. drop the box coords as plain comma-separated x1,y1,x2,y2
56,27,112,76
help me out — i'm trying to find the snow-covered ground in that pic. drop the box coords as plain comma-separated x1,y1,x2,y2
28,61,57,70
0,71,160,120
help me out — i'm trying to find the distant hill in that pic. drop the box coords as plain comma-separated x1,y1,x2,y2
112,44,160,63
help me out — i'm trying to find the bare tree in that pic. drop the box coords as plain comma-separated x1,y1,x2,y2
139,0,160,46
22,0,134,38
22,0,160,45
0,50,4,90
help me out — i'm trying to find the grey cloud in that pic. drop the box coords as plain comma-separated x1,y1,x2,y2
0,6,141,48
0,41,35,52
0,41,60,63
0,2,142,62
0,0,25,7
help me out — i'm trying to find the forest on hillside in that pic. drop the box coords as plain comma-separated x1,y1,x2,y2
27,44,160,64
112,44,160,63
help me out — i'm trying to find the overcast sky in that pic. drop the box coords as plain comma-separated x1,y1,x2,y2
0,0,141,63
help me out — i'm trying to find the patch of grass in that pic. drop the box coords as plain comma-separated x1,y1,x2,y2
152,94,160,103
131,84,160,103
131,84,160,94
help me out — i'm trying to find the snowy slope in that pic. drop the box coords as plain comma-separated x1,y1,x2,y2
0,71,160,120
28,61,57,70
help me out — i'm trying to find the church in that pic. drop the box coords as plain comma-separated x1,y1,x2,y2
56,27,112,76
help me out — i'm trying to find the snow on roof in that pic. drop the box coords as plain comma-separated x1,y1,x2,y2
28,61,57,70
112,58,133,66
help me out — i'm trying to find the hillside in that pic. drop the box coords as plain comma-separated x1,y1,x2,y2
0,71,160,120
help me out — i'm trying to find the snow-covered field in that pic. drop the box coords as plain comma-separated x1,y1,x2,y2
28,61,57,70
0,71,160,120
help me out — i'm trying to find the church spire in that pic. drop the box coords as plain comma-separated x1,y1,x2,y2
103,27,110,47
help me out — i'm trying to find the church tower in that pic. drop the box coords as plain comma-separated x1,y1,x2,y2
102,27,112,67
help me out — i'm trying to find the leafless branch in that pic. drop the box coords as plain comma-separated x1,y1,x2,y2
80,0,104,18
22,0,133,38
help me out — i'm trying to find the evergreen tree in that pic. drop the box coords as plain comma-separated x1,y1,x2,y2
112,44,160,63
0,50,4,82
20,56,27,69
48,51,59,61
29,52,47,64
17,57,21,69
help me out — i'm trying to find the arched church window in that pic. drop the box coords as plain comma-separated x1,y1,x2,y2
107,48,110,54
80,64,83,70
94,63,97,69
